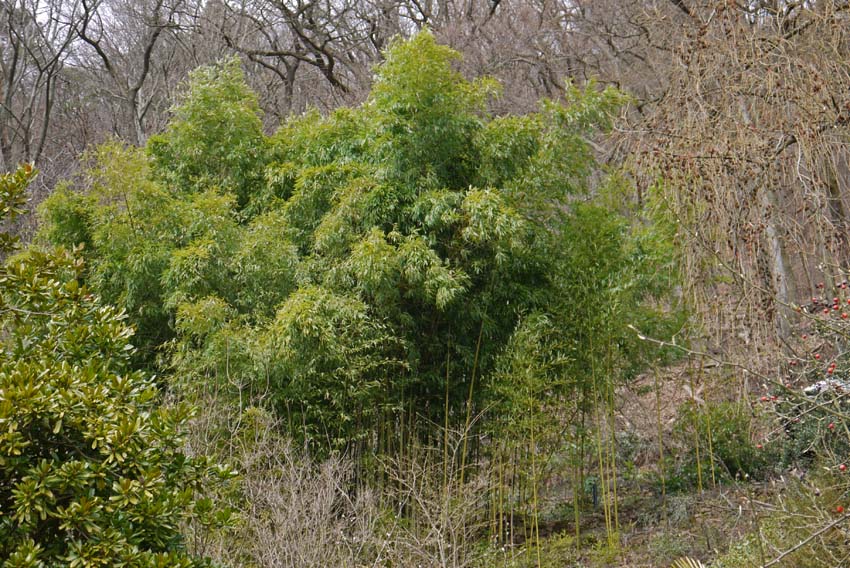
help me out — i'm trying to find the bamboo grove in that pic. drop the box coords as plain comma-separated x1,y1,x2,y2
22,31,683,563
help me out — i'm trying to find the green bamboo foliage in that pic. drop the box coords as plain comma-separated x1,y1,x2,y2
37,33,680,542
147,57,267,209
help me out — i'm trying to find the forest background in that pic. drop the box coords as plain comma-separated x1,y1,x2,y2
3,1,850,567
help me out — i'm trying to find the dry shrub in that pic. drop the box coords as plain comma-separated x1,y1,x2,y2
182,393,490,567
225,416,381,567
378,443,491,568
628,3,850,355
180,400,379,567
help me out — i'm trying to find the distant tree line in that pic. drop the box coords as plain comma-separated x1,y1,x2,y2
0,0,695,208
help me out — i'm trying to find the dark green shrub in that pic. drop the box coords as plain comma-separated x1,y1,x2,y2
666,400,772,492
1,166,231,567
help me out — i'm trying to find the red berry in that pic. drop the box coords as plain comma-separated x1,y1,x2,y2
824,308,831,314
838,505,845,514
828,368,834,374
760,396,769,402
816,353,822,360
771,395,777,401
840,464,847,472
803,334,808,339
818,282,825,288
842,313,848,319
829,422,836,430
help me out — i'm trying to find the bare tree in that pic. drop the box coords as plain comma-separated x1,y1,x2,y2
212,0,386,116
74,0,193,144
0,0,79,169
